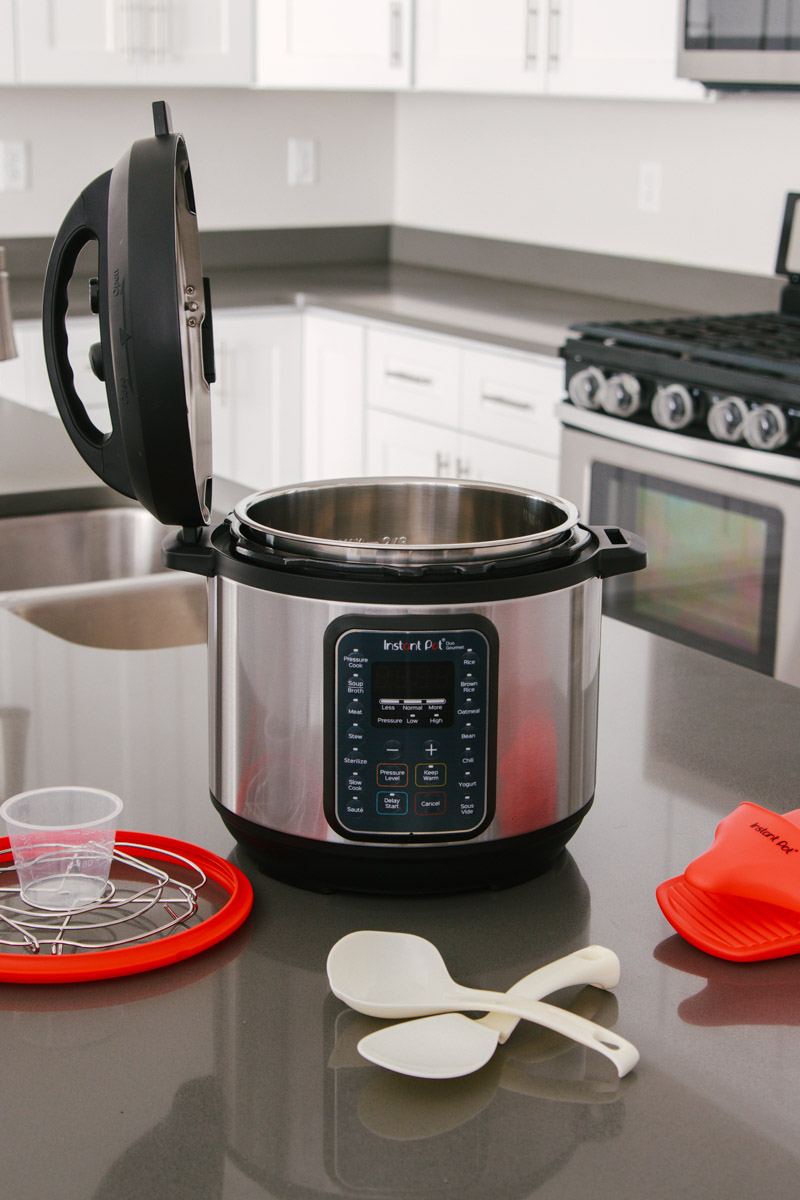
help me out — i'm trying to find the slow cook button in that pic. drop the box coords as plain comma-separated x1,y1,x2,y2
346,771,364,793
377,790,408,816
415,762,446,787
415,792,446,815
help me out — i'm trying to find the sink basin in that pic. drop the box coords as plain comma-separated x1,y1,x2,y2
0,506,206,650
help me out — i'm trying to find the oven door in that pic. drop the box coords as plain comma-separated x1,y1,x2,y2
559,414,800,687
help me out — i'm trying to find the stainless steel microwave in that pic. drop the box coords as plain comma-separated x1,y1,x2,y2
678,0,800,88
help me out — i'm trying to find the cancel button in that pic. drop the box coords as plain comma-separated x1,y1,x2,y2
415,792,446,815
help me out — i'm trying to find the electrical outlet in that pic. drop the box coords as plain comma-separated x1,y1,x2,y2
287,138,317,186
638,161,662,214
0,142,29,192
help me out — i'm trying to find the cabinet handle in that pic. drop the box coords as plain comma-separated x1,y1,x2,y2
481,391,534,412
435,452,451,476
152,0,167,63
390,1,403,67
385,368,433,387
456,457,471,478
123,0,136,62
525,2,539,70
548,0,561,68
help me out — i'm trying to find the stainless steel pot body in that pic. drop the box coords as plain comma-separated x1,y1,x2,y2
209,573,602,846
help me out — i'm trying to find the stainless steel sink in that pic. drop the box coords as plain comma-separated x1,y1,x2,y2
0,506,206,649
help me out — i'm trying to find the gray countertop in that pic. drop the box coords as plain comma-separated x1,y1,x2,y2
1,589,800,1199
1,390,800,1198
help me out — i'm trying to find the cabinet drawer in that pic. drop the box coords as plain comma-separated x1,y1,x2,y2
367,328,460,426
461,349,562,455
456,430,560,494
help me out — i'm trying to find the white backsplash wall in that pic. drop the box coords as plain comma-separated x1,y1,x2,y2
393,90,797,277
0,87,395,238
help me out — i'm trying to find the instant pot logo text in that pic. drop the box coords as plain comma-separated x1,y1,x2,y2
751,821,799,856
383,638,445,652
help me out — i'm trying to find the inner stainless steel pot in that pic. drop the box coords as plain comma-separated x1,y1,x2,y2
233,477,580,565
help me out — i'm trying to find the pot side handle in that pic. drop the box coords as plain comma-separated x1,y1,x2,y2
589,526,647,579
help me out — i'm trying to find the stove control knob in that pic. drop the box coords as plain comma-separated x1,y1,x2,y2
742,404,791,451
707,395,748,443
652,383,697,430
599,373,641,418
568,366,605,410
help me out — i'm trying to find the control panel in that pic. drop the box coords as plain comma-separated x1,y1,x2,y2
325,620,497,842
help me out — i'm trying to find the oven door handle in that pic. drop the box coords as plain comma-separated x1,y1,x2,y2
588,526,648,579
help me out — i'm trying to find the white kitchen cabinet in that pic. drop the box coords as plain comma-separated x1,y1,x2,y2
256,0,412,90
365,327,564,492
0,0,15,81
366,409,560,492
461,347,562,458
415,0,547,94
15,0,254,87
547,0,704,100
366,326,460,427
414,0,704,100
211,308,302,491
0,316,111,430
302,312,365,481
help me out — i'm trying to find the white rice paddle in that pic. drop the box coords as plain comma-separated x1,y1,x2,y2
326,930,638,1080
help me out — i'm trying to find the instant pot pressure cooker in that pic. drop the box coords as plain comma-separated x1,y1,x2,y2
42,103,646,894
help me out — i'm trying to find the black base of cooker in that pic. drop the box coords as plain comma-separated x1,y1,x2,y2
210,793,593,895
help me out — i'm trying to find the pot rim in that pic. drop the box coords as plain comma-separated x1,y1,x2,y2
232,476,581,566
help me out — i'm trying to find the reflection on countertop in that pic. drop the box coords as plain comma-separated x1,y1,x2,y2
0,595,800,1195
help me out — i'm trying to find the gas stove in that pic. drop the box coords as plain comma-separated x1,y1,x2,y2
559,192,800,465
560,309,800,457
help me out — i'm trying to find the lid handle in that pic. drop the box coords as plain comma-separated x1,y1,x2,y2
41,170,135,500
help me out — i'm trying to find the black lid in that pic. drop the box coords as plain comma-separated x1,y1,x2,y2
43,101,214,531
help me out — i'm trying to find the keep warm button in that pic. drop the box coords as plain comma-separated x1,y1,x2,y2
415,762,446,787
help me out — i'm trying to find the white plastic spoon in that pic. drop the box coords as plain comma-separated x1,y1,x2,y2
327,931,639,1078
356,945,623,1080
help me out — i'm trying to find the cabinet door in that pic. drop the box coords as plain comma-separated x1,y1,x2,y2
16,0,253,86
0,0,15,81
366,327,460,427
366,410,458,478
302,313,365,481
256,0,412,89
415,0,548,93
546,0,704,99
461,347,562,457
211,310,302,492
16,1,141,84
455,429,560,493
137,0,254,86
